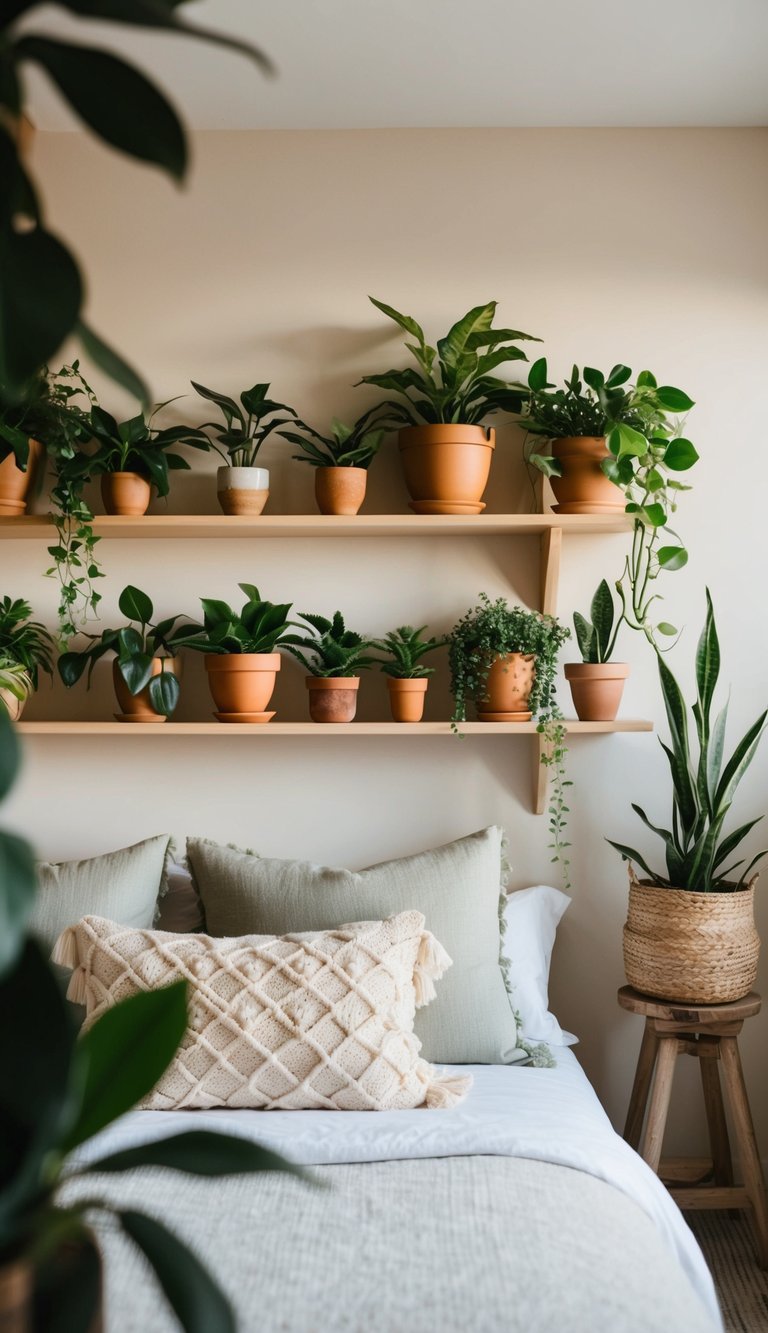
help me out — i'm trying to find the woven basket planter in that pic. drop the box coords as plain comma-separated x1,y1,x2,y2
623,868,760,1004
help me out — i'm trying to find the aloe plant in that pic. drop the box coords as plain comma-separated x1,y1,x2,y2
609,591,767,892
370,625,447,679
284,612,374,677
358,298,539,426
573,581,622,664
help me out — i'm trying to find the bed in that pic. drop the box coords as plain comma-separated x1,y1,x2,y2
68,1050,722,1333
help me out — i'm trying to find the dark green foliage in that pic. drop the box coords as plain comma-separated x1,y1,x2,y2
281,409,387,470
358,298,539,426
191,381,296,468
58,584,191,716
0,597,55,689
370,625,447,679
283,611,374,677
448,593,569,723
177,584,297,656
572,581,620,664
608,592,767,892
81,401,211,498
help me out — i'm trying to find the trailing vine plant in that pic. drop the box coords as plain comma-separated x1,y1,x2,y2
448,594,572,886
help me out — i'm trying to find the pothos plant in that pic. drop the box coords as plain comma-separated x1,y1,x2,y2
524,360,697,650
448,594,572,886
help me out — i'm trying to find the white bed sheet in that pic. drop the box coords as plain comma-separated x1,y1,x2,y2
78,1049,721,1328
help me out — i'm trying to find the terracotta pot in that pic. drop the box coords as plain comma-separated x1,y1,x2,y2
0,1258,32,1333
387,677,428,723
101,472,151,517
315,467,367,516
217,466,269,516
0,688,26,722
306,676,359,723
113,657,180,723
0,438,43,516
564,662,629,721
624,873,760,1004
206,652,280,717
549,437,625,515
477,652,536,721
398,424,495,514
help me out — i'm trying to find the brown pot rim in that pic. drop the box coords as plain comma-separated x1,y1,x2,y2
386,677,429,692
205,653,281,673
564,662,630,680
631,878,754,897
305,676,360,691
398,423,495,449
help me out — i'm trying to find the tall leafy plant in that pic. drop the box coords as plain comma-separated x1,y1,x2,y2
191,382,296,468
358,299,539,425
0,714,305,1331
609,592,767,892
0,2,272,410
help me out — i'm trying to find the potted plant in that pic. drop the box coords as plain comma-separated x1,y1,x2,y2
370,625,447,722
179,584,297,722
449,594,569,724
81,401,210,516
0,598,54,720
283,611,374,723
610,592,767,1004
565,579,629,721
0,370,53,515
0,714,303,1333
191,380,297,515
280,410,387,516
58,585,190,722
522,359,696,517
359,298,538,513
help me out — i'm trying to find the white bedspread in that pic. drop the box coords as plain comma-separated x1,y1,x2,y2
77,1050,721,1329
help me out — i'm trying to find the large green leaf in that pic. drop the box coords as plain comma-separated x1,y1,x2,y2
16,37,186,180
436,302,495,373
605,839,667,885
0,224,82,390
117,652,154,696
0,829,37,979
87,1130,308,1181
76,320,149,408
695,588,719,729
63,981,188,1151
119,584,153,625
148,668,180,717
609,422,648,458
663,437,698,471
712,817,763,872
714,711,767,815
368,297,426,348
191,382,244,430
117,1210,235,1333
656,386,695,412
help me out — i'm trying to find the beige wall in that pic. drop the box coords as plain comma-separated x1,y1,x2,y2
5,128,768,1151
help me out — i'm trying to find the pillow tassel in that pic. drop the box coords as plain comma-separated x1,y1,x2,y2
414,930,453,1008
50,926,79,970
66,966,88,1005
424,1070,473,1109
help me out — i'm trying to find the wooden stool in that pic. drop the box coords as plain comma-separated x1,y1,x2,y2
618,985,768,1267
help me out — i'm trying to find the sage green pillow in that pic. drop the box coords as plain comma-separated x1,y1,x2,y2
186,827,518,1065
31,834,173,954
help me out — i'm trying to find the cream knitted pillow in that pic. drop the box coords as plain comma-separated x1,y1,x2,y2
52,912,472,1112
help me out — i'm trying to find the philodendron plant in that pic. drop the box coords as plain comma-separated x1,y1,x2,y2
78,401,211,495
371,625,447,678
58,585,191,717
0,715,304,1333
609,592,767,893
359,298,539,425
284,612,374,677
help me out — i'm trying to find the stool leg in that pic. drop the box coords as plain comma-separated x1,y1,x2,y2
700,1054,733,1186
720,1036,768,1269
624,1019,659,1150
641,1035,678,1173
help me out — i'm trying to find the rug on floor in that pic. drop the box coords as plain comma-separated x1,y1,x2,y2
689,1211,768,1333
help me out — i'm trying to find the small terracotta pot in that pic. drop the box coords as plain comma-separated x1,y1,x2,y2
398,424,495,514
478,652,536,721
564,662,629,721
0,688,27,722
387,677,428,723
550,437,625,515
315,467,367,516
217,466,269,516
101,472,152,517
306,676,360,723
0,438,43,516
113,657,179,723
0,1258,32,1332
206,652,280,716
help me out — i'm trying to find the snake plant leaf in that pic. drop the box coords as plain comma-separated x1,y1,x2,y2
117,1209,235,1333
695,588,720,723
630,803,686,884
16,36,187,180
590,581,614,660
714,710,768,815
711,817,763,872
659,738,698,836
737,850,768,887
86,1130,310,1181
119,585,153,625
63,981,188,1151
572,611,596,663
605,839,669,886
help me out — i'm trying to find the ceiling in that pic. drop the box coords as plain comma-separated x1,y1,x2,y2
21,0,768,131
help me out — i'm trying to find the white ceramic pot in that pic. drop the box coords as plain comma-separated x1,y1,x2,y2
216,466,270,516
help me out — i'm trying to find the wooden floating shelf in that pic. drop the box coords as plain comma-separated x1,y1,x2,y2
17,720,651,736
0,513,632,540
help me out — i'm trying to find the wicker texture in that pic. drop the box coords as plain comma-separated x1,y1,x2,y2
53,912,473,1112
623,872,760,1004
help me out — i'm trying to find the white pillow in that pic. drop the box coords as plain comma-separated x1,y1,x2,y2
501,885,577,1046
